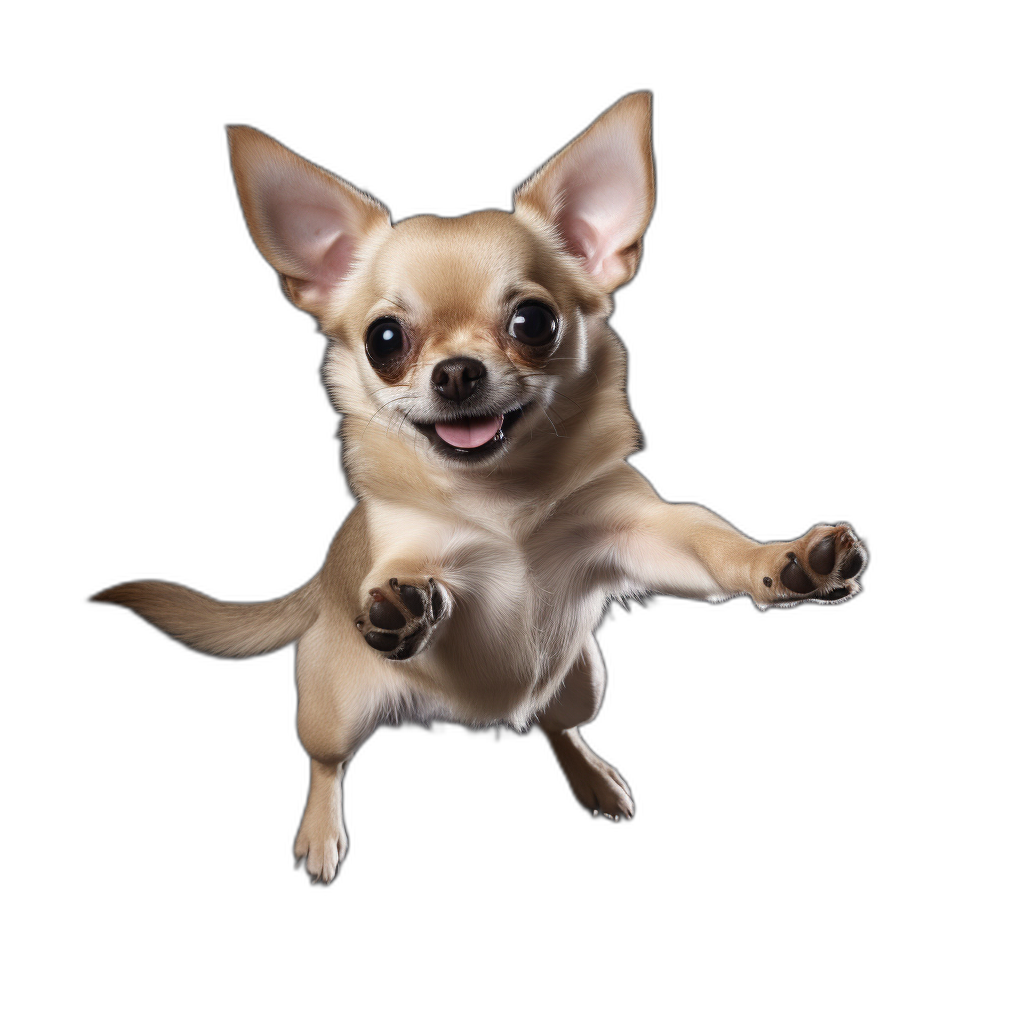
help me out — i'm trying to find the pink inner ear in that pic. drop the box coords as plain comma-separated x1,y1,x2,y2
553,138,647,288
229,126,391,310
559,214,599,264
558,211,629,286
266,199,358,289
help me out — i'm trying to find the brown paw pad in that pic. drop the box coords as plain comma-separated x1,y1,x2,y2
369,593,405,630
365,630,401,652
840,550,863,579
391,628,424,660
395,582,425,617
808,534,836,574
781,555,816,594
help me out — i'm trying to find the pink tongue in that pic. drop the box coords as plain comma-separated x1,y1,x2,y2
435,414,503,449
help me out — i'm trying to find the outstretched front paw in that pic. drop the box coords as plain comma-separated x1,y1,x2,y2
758,523,867,607
355,577,450,660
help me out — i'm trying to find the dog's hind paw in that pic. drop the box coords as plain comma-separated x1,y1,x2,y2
355,576,450,660
577,759,634,821
549,730,635,821
294,813,347,884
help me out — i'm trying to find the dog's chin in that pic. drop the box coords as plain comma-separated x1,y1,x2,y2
413,404,530,464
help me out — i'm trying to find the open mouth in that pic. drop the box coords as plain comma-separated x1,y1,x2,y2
414,405,528,460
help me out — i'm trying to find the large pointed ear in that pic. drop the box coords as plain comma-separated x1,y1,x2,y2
514,92,655,293
227,126,390,314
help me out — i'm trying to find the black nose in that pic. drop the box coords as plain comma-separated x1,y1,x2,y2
431,357,486,403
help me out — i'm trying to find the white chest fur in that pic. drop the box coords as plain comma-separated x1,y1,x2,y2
364,496,625,727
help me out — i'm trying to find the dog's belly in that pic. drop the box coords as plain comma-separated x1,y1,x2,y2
405,519,619,728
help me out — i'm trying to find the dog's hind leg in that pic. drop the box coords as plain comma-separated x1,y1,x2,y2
292,616,383,883
294,757,349,884
538,636,634,821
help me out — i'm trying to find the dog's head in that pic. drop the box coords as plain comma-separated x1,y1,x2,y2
228,93,654,482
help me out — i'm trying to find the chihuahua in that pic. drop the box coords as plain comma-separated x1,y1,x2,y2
95,92,867,883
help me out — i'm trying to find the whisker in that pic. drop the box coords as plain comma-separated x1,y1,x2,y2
549,389,593,434
397,405,417,442
538,403,563,438
366,382,412,401
522,358,603,388
356,395,413,446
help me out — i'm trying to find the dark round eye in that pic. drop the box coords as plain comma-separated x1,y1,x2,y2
365,318,407,366
509,303,558,346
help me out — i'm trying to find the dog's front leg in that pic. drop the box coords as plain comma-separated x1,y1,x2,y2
607,466,867,607
353,561,453,661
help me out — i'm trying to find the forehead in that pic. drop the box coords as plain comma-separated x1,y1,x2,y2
362,210,555,317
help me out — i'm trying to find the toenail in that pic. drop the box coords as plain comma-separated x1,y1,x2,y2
763,577,772,587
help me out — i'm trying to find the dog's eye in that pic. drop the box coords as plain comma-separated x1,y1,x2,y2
509,303,558,346
365,318,407,366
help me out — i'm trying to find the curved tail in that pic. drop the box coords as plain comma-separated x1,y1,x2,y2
91,576,320,658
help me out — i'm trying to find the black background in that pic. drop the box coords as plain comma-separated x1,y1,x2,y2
64,61,913,942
